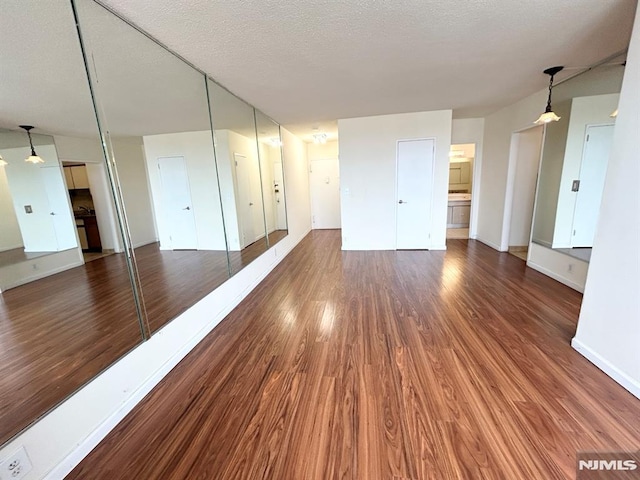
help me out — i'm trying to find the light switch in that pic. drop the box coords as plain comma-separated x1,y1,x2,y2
24,205,33,214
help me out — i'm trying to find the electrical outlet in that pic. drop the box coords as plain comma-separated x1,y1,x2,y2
568,263,574,273
0,446,32,480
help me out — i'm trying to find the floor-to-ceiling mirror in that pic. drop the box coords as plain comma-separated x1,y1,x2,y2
1,0,291,449
207,80,272,275
530,59,624,265
73,0,233,335
0,1,144,446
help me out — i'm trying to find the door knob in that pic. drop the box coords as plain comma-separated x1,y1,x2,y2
50,212,56,215
398,200,407,204
182,206,190,210
249,202,254,206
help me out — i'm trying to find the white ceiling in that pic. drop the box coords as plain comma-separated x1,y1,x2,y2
0,0,636,142
98,0,636,122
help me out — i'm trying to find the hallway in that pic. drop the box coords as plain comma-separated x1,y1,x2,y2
68,230,640,479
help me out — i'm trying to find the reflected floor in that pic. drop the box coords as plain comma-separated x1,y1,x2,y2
0,230,287,445
0,247,64,268
556,247,592,262
446,228,469,239
508,246,528,261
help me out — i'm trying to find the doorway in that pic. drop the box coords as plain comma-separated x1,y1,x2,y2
446,144,475,240
395,139,435,249
503,125,544,260
158,156,198,250
310,157,341,229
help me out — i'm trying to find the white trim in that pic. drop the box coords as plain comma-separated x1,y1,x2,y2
475,236,504,252
0,259,84,291
571,337,640,399
526,258,585,292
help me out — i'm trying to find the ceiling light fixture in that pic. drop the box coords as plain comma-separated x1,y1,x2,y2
19,125,45,164
534,66,564,125
269,137,282,147
610,108,618,118
0,155,7,167
313,133,327,144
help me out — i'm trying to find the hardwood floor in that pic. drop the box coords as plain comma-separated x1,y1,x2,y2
67,231,640,479
0,231,288,446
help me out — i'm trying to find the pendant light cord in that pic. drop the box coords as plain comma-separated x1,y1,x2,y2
545,74,554,113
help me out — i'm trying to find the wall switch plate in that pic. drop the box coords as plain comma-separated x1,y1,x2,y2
0,446,33,480
24,205,33,214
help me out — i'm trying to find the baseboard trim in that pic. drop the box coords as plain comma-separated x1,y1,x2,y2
526,259,585,292
475,236,504,252
44,229,309,480
571,337,640,399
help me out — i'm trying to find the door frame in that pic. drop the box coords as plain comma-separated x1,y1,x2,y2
501,124,546,253
394,137,436,250
570,122,615,247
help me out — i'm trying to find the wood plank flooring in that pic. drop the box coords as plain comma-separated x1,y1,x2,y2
0,231,287,446
67,230,640,479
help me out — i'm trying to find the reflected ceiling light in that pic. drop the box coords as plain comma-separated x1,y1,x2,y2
19,125,45,164
610,108,619,118
0,155,7,167
534,66,564,125
313,133,327,144
269,137,282,147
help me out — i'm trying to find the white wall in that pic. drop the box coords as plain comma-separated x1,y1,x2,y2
507,126,543,247
0,127,311,480
451,119,484,238
339,110,452,250
111,138,158,249
0,166,23,251
307,140,339,160
143,131,226,251
572,8,640,399
552,93,619,247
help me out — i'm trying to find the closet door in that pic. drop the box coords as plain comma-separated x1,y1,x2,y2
396,139,434,249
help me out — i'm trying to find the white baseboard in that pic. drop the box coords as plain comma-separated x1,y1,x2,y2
571,337,640,399
526,259,585,293
475,236,504,252
0,259,84,291
429,244,447,251
44,228,308,480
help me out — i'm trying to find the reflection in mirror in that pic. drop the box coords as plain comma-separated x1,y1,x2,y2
74,0,231,334
207,79,270,275
0,2,143,446
255,110,289,247
531,61,624,263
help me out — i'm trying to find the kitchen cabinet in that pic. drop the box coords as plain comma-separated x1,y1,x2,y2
64,165,90,189
75,216,101,252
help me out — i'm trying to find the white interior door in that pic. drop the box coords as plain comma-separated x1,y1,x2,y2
310,158,341,229
572,124,614,247
41,166,78,251
273,161,287,230
158,156,198,250
396,139,435,249
234,153,262,247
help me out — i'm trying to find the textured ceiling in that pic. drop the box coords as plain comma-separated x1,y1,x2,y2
0,0,636,142
98,0,637,123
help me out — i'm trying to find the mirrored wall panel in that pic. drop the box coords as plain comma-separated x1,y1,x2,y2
255,110,289,246
531,61,624,263
207,80,271,275
75,0,232,334
0,2,144,445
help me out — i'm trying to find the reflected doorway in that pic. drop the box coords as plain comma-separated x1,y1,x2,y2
503,125,544,260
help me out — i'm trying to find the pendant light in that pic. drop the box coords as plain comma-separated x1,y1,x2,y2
19,125,45,164
534,66,564,125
